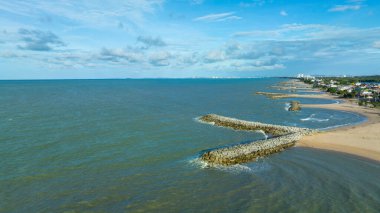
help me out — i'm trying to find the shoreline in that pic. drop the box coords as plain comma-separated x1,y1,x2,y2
288,80,380,162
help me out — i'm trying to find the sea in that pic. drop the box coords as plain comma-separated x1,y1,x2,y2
1,78,379,212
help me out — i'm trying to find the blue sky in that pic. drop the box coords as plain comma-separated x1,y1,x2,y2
1,0,380,79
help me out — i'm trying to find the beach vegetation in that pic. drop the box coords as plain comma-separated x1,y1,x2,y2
298,75,380,106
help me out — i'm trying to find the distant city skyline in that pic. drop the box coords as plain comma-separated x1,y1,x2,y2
1,0,380,79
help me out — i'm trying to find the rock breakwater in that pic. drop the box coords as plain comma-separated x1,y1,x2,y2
198,114,315,165
255,92,291,99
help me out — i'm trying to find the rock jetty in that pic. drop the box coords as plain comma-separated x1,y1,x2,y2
255,92,290,99
255,91,323,100
198,114,315,165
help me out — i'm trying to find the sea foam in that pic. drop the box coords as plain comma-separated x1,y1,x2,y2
187,156,270,174
301,114,329,122
284,102,291,111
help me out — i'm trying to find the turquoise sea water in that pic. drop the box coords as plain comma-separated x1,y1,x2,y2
0,78,379,212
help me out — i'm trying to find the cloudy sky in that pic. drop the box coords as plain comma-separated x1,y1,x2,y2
1,0,380,79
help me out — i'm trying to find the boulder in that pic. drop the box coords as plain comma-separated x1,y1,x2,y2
289,101,301,111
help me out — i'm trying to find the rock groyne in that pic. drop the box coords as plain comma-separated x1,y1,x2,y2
255,92,291,99
198,114,315,165
255,92,328,100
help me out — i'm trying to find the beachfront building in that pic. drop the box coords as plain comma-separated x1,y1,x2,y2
297,74,315,80
300,75,380,107
338,86,353,93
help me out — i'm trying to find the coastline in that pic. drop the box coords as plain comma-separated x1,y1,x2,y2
287,80,380,162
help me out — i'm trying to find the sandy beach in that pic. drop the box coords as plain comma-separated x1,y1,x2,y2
286,80,380,162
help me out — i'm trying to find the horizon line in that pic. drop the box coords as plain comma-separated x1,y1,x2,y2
1,75,379,81
0,76,293,81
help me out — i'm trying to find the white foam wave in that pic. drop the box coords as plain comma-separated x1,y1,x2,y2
300,114,329,122
188,157,210,169
318,118,367,131
284,102,291,111
187,156,271,174
187,157,255,174
194,117,217,127
255,130,269,139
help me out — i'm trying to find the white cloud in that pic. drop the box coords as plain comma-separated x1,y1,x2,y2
347,0,365,3
224,23,380,72
149,51,171,66
204,50,225,63
233,24,380,41
11,23,379,73
0,51,26,58
329,5,361,12
239,0,268,7
0,0,164,29
137,35,166,47
190,0,204,5
210,59,285,72
374,41,380,49
18,28,65,51
280,10,288,16
234,30,280,38
194,12,242,22
99,48,143,63
328,0,365,12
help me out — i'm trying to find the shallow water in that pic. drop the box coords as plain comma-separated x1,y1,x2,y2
0,78,378,212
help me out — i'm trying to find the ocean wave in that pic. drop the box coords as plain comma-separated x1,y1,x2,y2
317,118,367,131
255,129,269,139
301,114,329,122
284,102,291,111
187,155,273,174
282,121,299,127
194,116,217,127
187,156,267,174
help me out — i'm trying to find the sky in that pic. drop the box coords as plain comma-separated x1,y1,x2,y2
1,0,380,79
